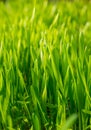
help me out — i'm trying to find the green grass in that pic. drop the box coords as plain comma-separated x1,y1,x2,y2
0,0,91,130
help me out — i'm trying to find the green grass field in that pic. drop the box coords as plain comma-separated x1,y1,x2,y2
0,0,91,130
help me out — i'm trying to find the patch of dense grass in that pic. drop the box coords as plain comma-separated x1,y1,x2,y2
0,0,91,130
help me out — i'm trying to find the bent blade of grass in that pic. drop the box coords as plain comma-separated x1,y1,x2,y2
82,109,91,115
61,114,77,130
85,125,91,130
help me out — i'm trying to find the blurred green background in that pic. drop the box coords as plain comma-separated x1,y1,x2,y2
0,0,91,2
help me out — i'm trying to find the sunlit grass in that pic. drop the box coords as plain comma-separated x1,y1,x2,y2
0,0,91,130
